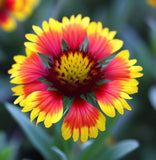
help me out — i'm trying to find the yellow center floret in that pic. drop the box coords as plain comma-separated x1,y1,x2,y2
54,51,93,86
48,51,101,97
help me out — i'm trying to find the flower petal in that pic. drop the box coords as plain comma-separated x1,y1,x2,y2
8,49,47,84
103,50,143,81
3,0,22,12
61,97,106,142
0,10,16,31
62,14,90,50
12,0,39,21
94,80,133,117
147,0,156,7
21,91,63,127
11,80,49,105
87,22,123,61
25,18,62,56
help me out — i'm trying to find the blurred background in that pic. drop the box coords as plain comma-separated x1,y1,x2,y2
0,0,156,159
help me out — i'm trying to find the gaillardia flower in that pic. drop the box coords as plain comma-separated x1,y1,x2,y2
9,15,143,142
0,0,39,31
147,0,156,7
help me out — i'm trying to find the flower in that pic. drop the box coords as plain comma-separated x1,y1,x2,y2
9,14,143,142
0,0,39,31
147,0,156,7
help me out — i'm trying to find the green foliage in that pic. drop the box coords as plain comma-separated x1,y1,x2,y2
98,140,139,160
5,103,54,160
0,132,16,160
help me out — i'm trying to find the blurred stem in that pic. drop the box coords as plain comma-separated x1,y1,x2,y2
62,140,70,159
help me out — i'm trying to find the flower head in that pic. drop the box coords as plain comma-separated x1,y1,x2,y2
0,0,39,31
9,14,143,142
147,0,156,7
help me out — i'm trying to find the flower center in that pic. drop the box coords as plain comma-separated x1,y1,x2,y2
55,51,93,85
47,51,102,97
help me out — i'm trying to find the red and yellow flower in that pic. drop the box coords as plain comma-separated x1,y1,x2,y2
0,0,39,31
9,14,143,142
147,0,156,7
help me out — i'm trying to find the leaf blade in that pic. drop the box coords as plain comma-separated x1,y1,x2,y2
5,103,54,160
101,139,139,160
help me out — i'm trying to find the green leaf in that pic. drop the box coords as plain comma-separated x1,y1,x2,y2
0,132,16,160
99,139,139,160
52,146,68,160
63,96,74,115
0,146,13,160
5,103,55,160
